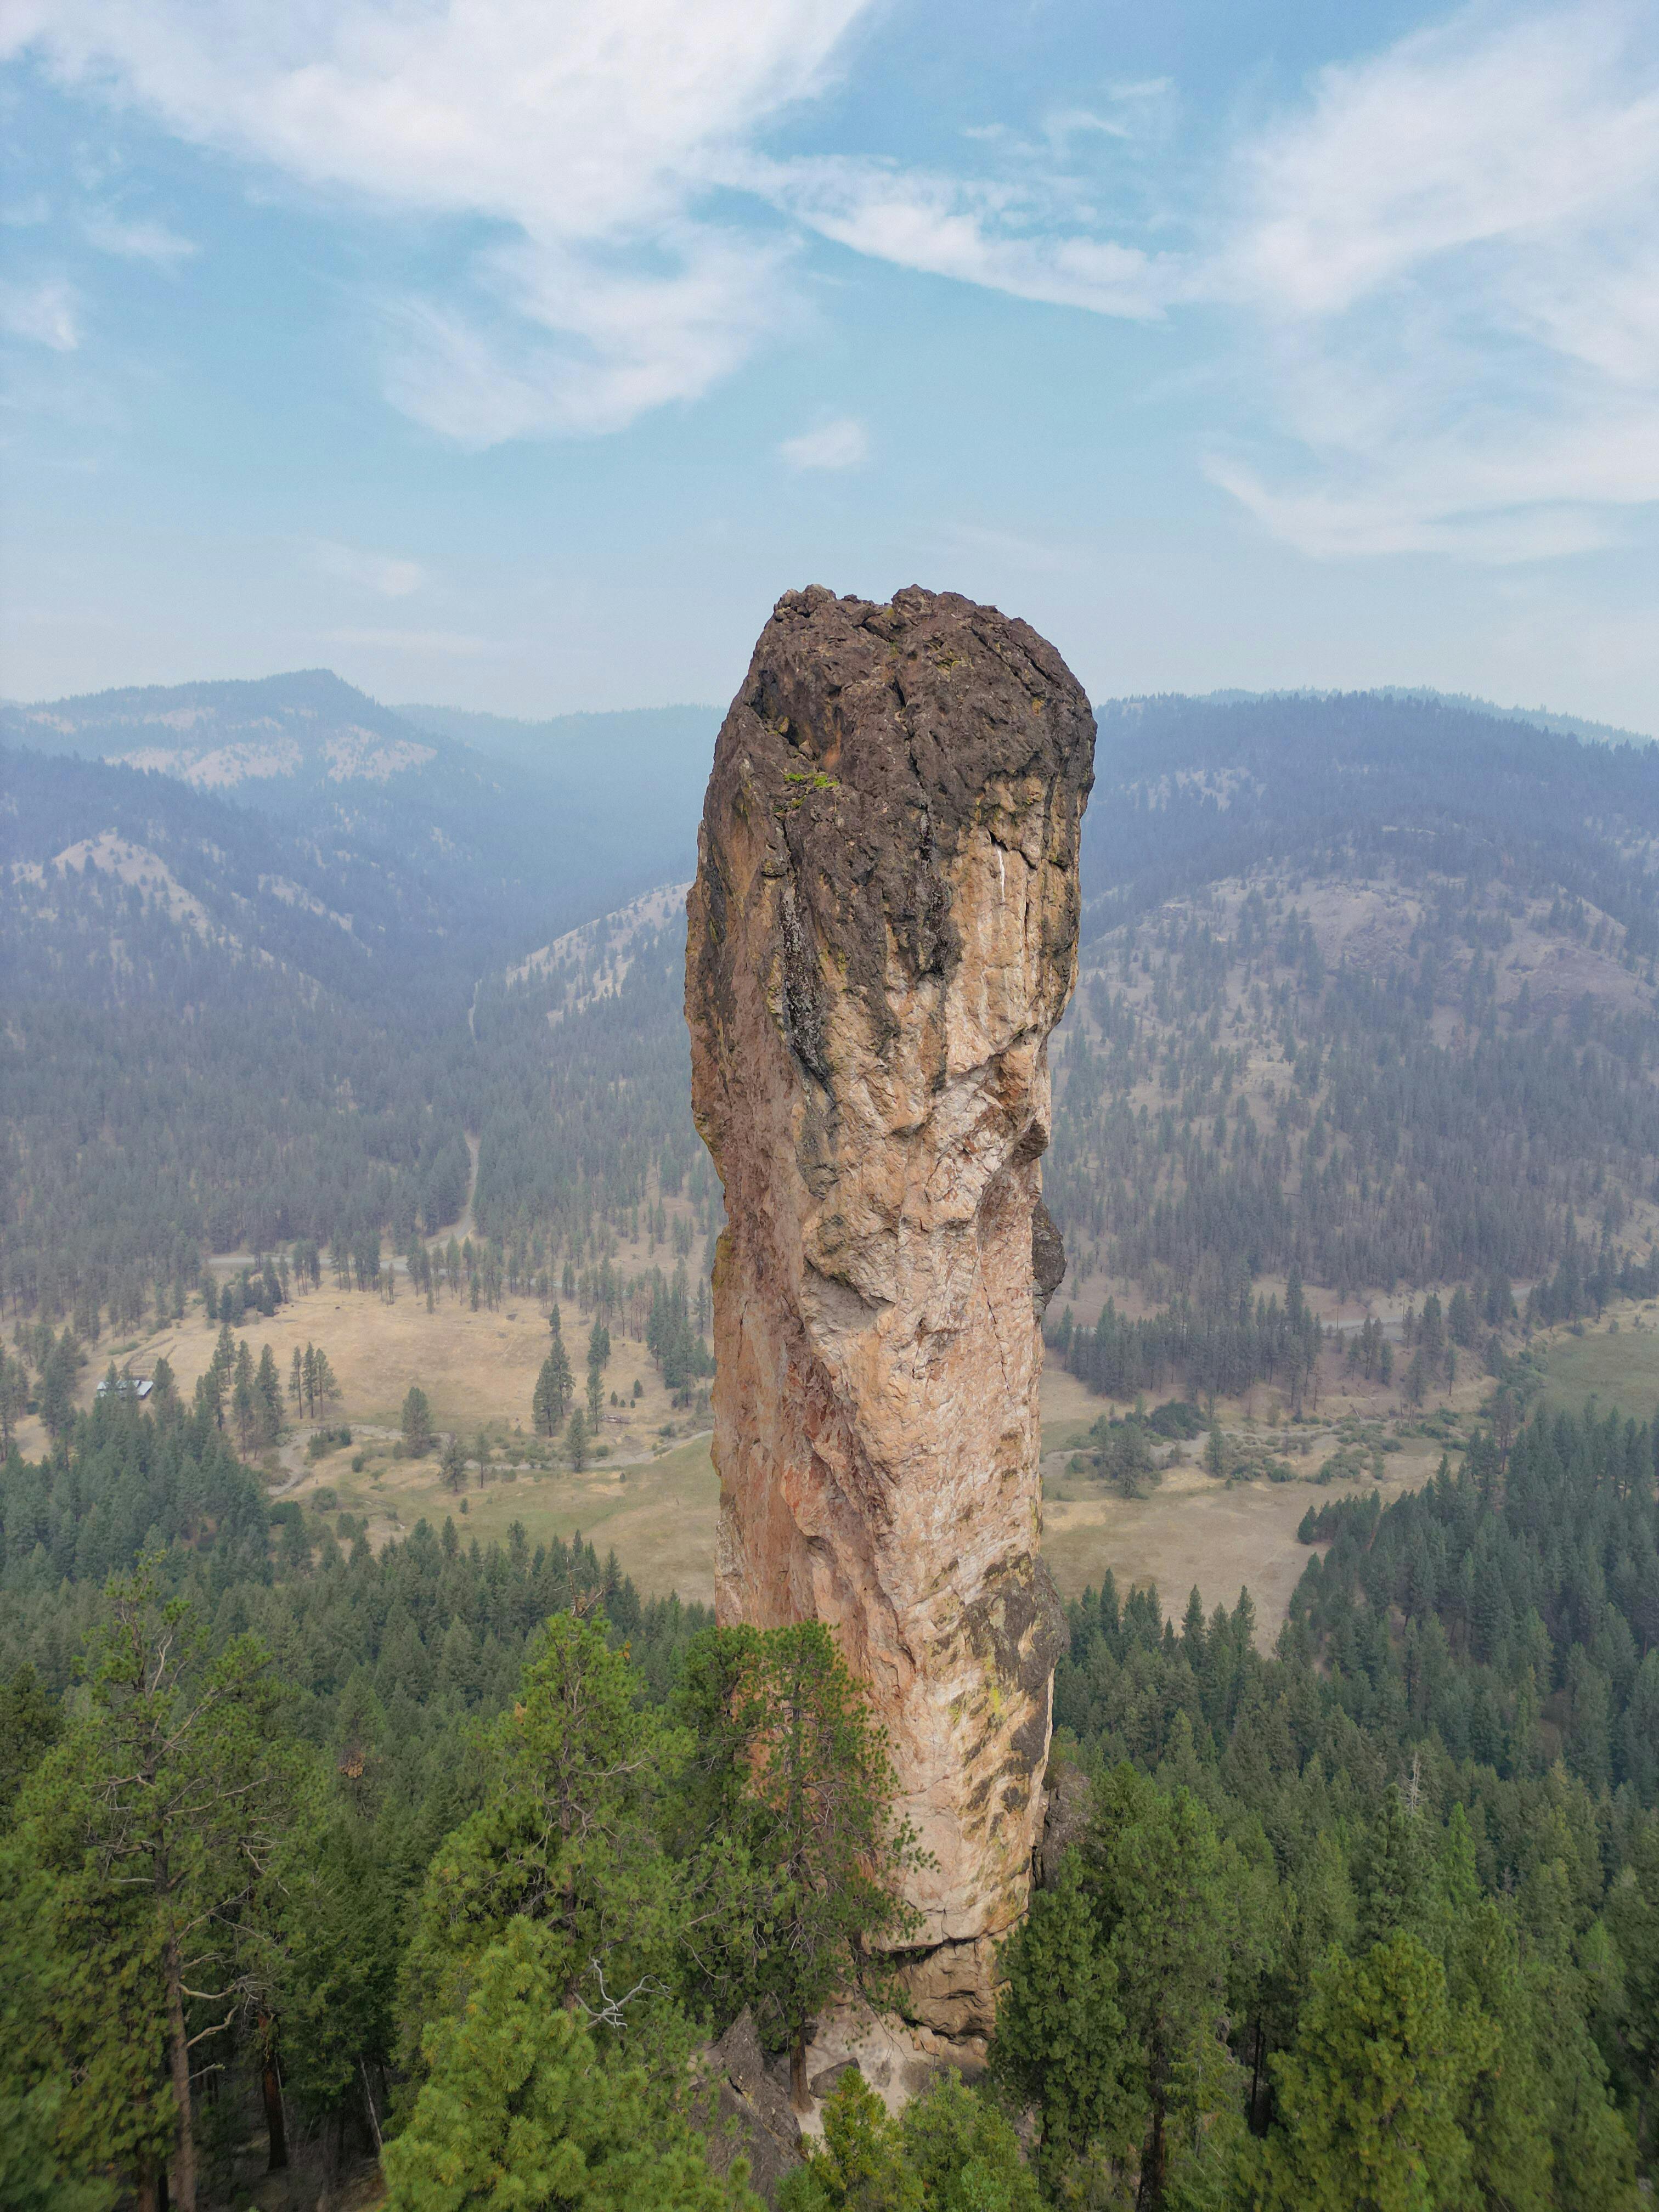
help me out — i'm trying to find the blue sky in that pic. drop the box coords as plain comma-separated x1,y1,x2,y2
3,0,1658,726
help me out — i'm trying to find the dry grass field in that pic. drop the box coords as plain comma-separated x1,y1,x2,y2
33,1247,1489,1640
292,1427,722,1605
1539,1306,1659,1423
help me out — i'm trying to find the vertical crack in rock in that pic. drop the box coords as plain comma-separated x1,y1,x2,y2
686,584,1096,2038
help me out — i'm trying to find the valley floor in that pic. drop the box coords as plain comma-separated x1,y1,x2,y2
30,1265,1659,1644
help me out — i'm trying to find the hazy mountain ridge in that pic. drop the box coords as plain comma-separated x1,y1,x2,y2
396,698,718,885
1084,691,1659,953
11,678,1659,1322
4,669,436,781
1190,683,1655,750
1,670,679,938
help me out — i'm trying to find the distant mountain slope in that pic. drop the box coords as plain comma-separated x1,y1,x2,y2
0,732,697,1308
1194,685,1655,749
1,671,680,935
1035,691,1659,1401
1,748,477,1294
11,679,1659,1379
1084,691,1659,949
505,880,693,1022
6,668,436,789
396,699,718,884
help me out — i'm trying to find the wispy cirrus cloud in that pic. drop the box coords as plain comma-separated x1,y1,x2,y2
81,213,198,270
5,0,869,443
779,415,867,470
7,0,1659,569
1209,4,1659,557
0,276,80,350
744,154,1183,320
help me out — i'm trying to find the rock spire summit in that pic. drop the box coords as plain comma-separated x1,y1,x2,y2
686,584,1096,2036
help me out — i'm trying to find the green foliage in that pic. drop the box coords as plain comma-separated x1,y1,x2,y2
273,1790,407,2130
778,2069,1039,2212
1083,1415,1161,1498
1043,1485,1654,2205
1240,1934,1491,2212
402,1385,437,1456
1293,1407,1659,1805
777,2070,920,2212
385,1919,749,2212
673,1623,924,2094
1075,1764,1245,2207
535,1339,575,1435
900,2072,1041,2212
0,1662,60,1824
398,1613,684,2080
2,1559,301,2207
991,1861,1131,2177
441,1434,467,1492
646,1267,714,1401
0,1830,172,2203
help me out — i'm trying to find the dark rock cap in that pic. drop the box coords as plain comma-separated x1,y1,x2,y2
691,584,1097,1057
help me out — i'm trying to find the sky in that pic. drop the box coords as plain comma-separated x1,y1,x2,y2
3,0,1658,727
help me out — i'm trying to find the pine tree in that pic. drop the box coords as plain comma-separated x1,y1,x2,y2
311,1347,340,1414
586,1317,610,1427
38,1333,80,1443
533,1338,574,1435
1075,1764,1243,2210
673,1622,924,2111
533,1350,571,1437
1241,1934,1491,2212
232,1340,257,1458
3,1563,300,2212
991,1862,1132,2185
396,1616,682,2078
1356,1786,1433,1952
255,1344,283,1446
401,1386,436,1458
382,1921,740,2212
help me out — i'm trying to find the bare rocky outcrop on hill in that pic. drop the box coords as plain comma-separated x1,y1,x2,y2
701,2011,803,2204
685,584,1095,2037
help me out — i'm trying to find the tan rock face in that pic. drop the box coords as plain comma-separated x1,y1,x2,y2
685,584,1096,2034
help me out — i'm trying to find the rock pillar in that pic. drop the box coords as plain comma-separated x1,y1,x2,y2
685,585,1095,2035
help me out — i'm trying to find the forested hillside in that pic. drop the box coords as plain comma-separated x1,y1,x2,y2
1,1369,1653,2202
1044,693,1659,1401
5,679,1659,2202
0,715,696,1319
10,685,1659,1391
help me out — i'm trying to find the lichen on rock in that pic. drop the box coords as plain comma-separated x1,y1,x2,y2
686,584,1096,2036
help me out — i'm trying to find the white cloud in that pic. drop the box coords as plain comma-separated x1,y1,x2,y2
8,0,1659,571
9,0,870,441
0,277,80,350
1229,12,1659,319
1211,4,1659,558
748,154,1183,320
314,541,426,598
383,226,797,444
82,213,198,269
779,415,867,471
